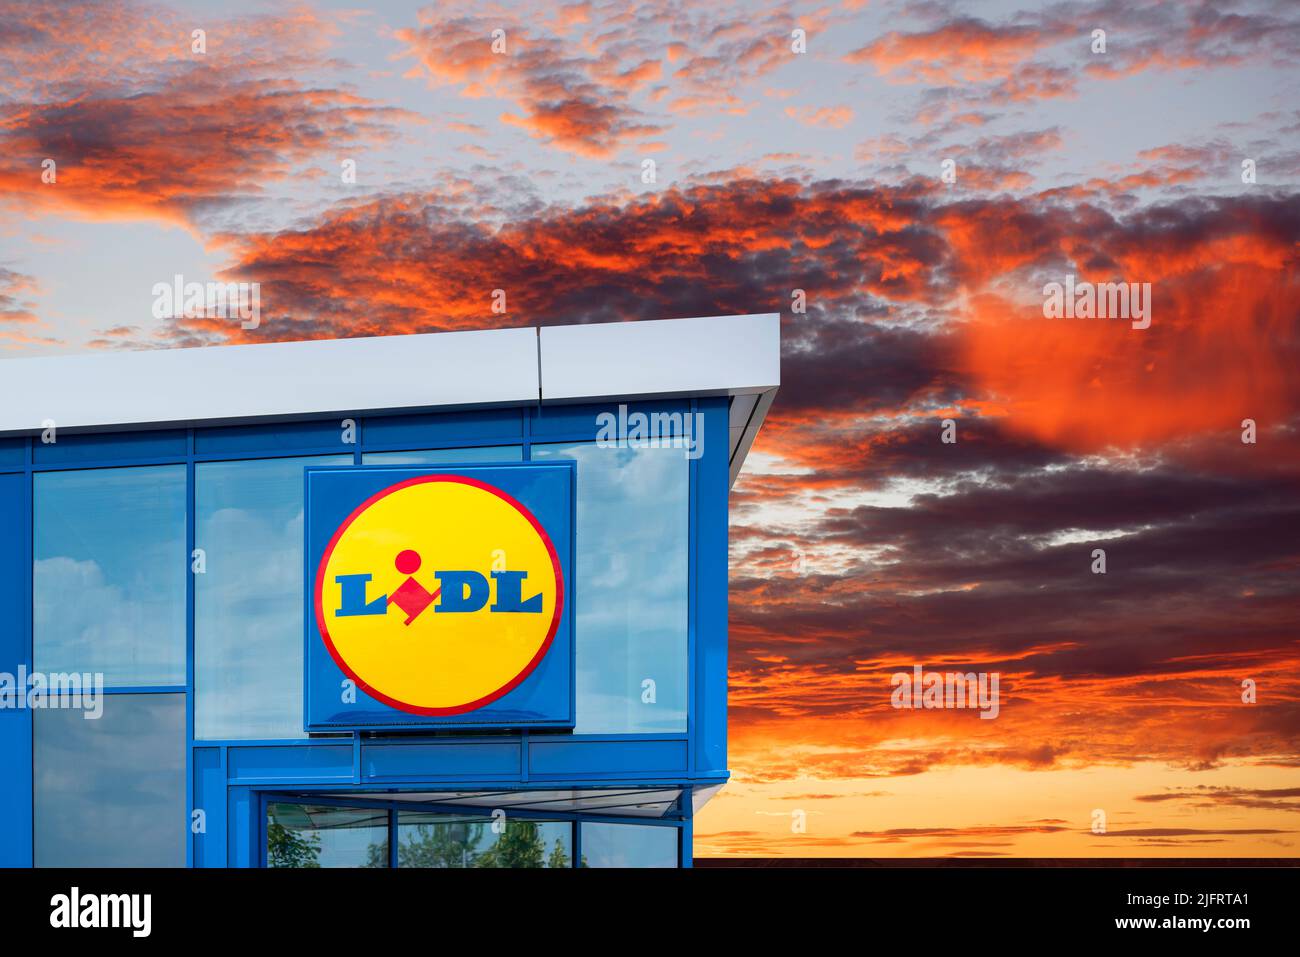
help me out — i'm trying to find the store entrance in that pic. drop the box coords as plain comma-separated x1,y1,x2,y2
260,790,683,868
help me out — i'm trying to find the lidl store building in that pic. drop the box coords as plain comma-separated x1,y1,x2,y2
0,314,779,868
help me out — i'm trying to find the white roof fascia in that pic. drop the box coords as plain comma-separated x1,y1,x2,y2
0,314,781,481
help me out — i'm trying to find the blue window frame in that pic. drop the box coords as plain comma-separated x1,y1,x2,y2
0,398,729,868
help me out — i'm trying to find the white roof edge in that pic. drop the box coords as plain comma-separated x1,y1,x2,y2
538,313,780,403
0,327,540,435
0,314,780,477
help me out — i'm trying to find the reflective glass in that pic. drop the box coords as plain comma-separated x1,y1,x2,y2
34,693,185,866
195,455,349,740
579,822,678,868
362,446,522,465
34,466,186,686
396,812,572,868
266,803,388,868
533,443,688,732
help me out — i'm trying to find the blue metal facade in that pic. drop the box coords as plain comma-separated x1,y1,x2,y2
0,397,730,867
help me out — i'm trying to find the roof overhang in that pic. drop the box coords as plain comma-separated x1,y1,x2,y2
315,786,687,819
0,314,780,484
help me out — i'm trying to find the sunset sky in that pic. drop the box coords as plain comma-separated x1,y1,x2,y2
1,0,1298,857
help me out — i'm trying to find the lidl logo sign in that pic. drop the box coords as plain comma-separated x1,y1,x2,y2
305,464,574,730
317,475,562,714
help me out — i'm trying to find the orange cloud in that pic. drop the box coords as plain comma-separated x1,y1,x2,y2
0,2,411,229
394,9,662,157
393,2,835,148
0,78,409,228
131,176,1297,471
947,198,1300,451
845,19,1052,86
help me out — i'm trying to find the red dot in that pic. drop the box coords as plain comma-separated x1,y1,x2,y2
395,549,421,574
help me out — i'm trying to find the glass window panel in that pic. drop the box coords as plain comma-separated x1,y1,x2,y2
362,446,522,466
34,465,186,686
533,442,688,733
34,693,185,866
195,455,349,740
579,822,678,868
266,803,388,868
396,812,572,868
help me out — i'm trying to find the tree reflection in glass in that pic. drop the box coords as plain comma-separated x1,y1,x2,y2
394,816,571,868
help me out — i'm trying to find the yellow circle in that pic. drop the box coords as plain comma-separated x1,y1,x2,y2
317,477,560,714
